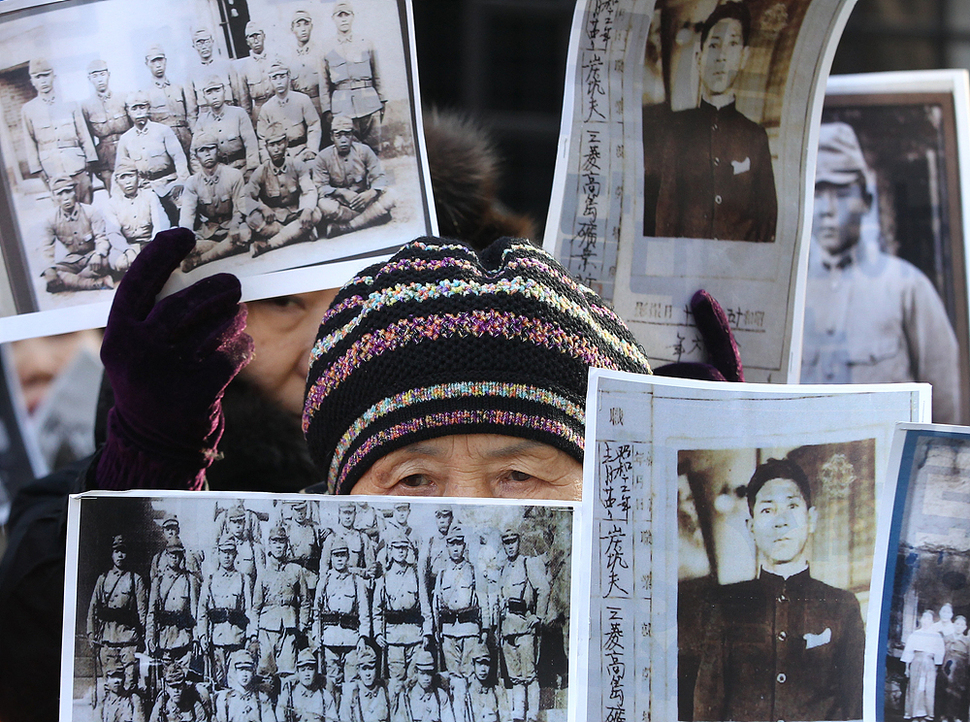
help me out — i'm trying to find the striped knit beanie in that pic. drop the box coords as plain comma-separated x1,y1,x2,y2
302,237,652,494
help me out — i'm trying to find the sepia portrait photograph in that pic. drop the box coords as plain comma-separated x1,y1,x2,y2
676,439,876,722
876,428,970,722
63,492,575,722
802,71,970,427
0,0,433,339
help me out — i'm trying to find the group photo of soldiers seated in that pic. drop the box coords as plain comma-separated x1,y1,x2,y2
82,499,571,722
22,0,397,295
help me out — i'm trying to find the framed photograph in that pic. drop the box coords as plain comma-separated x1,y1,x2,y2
801,71,970,426
62,492,581,722
0,0,435,342
869,424,970,722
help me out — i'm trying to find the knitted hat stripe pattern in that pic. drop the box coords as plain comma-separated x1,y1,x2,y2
307,254,644,367
303,237,653,494
329,381,584,483
336,409,584,493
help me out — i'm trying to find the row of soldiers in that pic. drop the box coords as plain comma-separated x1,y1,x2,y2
86,502,558,722
25,2,395,293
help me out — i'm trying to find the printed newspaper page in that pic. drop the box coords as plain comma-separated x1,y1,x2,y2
545,0,857,382
584,371,929,722
869,424,970,722
61,492,582,722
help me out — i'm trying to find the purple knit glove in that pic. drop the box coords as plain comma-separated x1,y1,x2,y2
97,227,254,490
654,290,744,382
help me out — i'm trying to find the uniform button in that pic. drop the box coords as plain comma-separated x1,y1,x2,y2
778,631,787,641
777,593,788,603
713,123,718,130
715,195,722,205
777,673,787,684
713,157,720,166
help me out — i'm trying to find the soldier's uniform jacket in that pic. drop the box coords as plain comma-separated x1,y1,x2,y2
404,684,456,722
197,567,252,646
801,248,962,424
179,164,248,239
150,547,204,595
320,527,375,578
340,679,389,722
692,568,865,722
21,94,97,177
115,121,189,193
237,51,274,122
81,90,131,170
289,42,323,113
214,687,275,722
312,141,386,196
462,677,503,722
100,688,145,722
247,156,317,223
256,91,322,156
314,567,370,647
186,58,240,123
106,187,169,245
148,568,197,651
87,567,147,646
43,202,110,261
320,34,385,119
279,677,337,722
252,560,310,635
149,683,209,722
374,559,430,645
195,105,259,172
653,100,777,243
147,79,191,139
434,559,482,638
283,517,326,575
496,555,549,637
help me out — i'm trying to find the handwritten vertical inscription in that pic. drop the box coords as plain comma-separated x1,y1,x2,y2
598,440,637,722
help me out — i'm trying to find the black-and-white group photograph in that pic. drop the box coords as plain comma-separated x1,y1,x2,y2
65,494,574,722
675,440,876,721
0,0,432,325
879,432,970,722
802,73,970,427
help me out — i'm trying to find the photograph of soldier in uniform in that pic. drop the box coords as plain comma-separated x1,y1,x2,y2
801,98,967,426
642,0,779,243
66,495,575,722
676,441,875,721
875,430,970,722
0,0,432,325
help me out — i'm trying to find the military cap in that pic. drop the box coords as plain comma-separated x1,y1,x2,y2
145,45,166,61
268,523,288,542
111,534,127,550
166,540,186,553
192,27,214,40
114,158,139,177
292,9,313,24
332,1,354,16
296,649,316,668
329,536,350,554
446,526,466,543
105,666,125,679
501,526,520,542
414,650,435,671
160,513,180,529
331,114,354,133
87,59,108,74
28,58,53,76
229,649,255,669
201,73,225,91
227,501,247,519
816,122,874,189
126,91,150,108
389,533,412,549
358,646,377,667
434,508,453,519
217,533,237,552
50,176,77,192
394,502,410,510
268,57,290,75
290,499,308,510
245,20,264,36
469,641,490,663
338,500,356,512
192,129,219,155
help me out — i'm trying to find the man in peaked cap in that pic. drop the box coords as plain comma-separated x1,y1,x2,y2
692,457,865,721
288,9,325,117
40,175,115,293
282,499,326,592
81,59,131,192
312,113,394,238
185,26,242,125
196,531,251,688
150,513,204,592
256,56,321,163
193,74,259,179
87,534,147,696
214,649,275,720
245,119,319,258
321,501,376,579
101,662,146,722
433,524,485,679
461,640,506,722
339,643,392,721
405,648,457,722
179,128,252,271
279,647,338,722
320,0,385,152
104,156,170,274
800,120,961,423
237,20,275,124
144,44,192,155
147,538,198,676
22,57,97,203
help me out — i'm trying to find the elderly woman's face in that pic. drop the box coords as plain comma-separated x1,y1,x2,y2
350,433,582,500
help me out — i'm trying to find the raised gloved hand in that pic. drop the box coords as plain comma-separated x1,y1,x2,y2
654,290,744,382
97,227,254,490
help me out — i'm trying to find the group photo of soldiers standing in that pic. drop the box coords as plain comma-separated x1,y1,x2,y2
76,497,573,722
5,0,412,299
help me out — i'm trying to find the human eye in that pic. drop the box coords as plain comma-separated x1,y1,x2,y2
508,470,533,482
399,474,433,489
